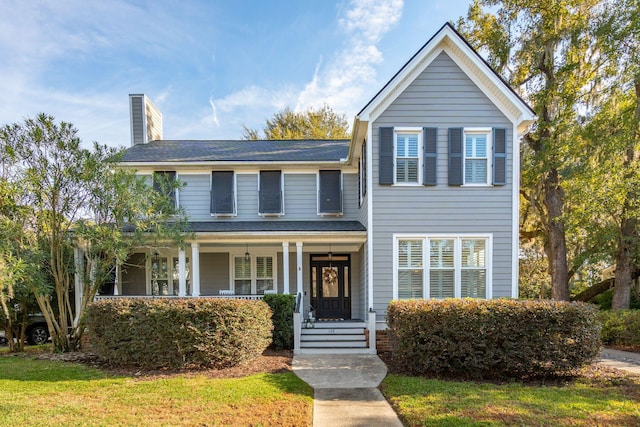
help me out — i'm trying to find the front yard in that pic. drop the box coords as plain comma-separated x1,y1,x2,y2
381,366,640,426
0,349,313,427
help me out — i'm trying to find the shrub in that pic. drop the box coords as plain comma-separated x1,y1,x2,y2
262,294,295,350
85,298,272,369
599,310,640,346
387,299,601,379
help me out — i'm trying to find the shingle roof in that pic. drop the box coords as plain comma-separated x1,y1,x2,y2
120,139,350,163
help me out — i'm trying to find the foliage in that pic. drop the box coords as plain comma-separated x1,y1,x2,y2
599,309,640,346
0,114,189,352
263,294,295,350
386,299,601,379
85,298,273,369
381,371,640,427
243,104,350,140
0,356,313,427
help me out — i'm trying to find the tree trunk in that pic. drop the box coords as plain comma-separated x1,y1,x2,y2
543,168,570,300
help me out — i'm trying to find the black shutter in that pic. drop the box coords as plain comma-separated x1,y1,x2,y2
493,128,507,186
211,171,234,214
448,128,463,186
259,170,282,214
379,127,394,185
423,127,437,186
319,170,342,213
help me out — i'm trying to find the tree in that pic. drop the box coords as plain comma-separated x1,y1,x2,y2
458,0,605,300
0,114,189,351
242,104,350,140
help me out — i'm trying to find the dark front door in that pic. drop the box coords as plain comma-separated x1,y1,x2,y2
310,254,351,320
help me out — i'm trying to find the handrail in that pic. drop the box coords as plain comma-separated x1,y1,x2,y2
294,291,302,313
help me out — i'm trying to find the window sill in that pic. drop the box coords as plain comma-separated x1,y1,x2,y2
211,213,237,217
258,212,284,217
318,212,343,217
391,183,423,187
461,184,493,188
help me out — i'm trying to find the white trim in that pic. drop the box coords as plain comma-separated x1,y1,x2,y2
511,123,520,298
462,128,492,186
282,242,290,294
178,249,187,297
359,26,535,126
191,243,200,297
393,128,423,186
228,249,278,295
296,242,303,295
392,233,493,300
366,121,374,312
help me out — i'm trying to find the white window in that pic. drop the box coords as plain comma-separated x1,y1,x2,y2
395,130,422,184
394,235,491,300
464,130,491,185
232,254,276,295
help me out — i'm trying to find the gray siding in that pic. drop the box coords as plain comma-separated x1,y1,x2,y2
177,172,359,221
371,51,515,315
178,174,210,220
199,253,229,295
359,243,367,315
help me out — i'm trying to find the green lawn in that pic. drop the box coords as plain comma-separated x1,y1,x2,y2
381,372,640,426
0,355,313,426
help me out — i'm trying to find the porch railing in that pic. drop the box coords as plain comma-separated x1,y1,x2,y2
94,294,266,301
293,291,303,355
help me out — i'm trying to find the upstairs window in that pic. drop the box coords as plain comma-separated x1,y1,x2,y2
259,170,283,215
464,131,490,184
153,171,177,210
211,171,235,216
318,170,342,215
395,132,421,184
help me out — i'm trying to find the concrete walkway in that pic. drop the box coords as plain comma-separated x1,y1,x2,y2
600,348,640,375
293,354,403,427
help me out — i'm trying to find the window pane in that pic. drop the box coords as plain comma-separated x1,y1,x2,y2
465,134,487,157
312,266,317,297
407,159,418,182
475,135,487,156
398,270,423,299
461,270,486,298
399,240,423,268
465,159,487,184
256,257,273,278
396,137,406,157
430,240,454,268
462,240,486,268
407,134,418,157
430,270,454,298
322,267,339,297
344,266,349,298
234,257,250,279
396,159,407,182
235,280,251,295
257,279,273,294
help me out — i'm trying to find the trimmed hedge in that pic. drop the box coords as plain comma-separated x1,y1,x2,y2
263,294,295,350
387,299,601,379
85,298,272,369
599,309,640,346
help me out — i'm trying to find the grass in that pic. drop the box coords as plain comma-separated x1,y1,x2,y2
381,371,640,426
0,354,313,426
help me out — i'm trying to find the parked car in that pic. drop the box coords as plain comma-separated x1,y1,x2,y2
0,314,49,345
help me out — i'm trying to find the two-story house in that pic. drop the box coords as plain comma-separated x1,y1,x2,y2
88,23,534,354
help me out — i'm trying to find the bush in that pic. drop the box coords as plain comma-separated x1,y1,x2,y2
85,298,272,369
387,299,601,379
599,309,640,346
262,294,295,350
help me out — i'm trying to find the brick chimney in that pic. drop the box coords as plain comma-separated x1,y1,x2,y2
129,94,163,145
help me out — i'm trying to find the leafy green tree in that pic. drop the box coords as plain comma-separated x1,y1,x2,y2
243,104,350,140
458,0,605,300
0,114,189,351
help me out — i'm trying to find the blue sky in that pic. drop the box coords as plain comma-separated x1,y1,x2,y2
0,0,471,148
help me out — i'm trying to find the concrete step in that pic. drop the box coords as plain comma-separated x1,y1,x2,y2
297,347,372,355
300,340,367,348
301,334,366,342
302,328,365,335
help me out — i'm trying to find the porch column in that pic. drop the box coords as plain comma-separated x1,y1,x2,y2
296,242,303,294
113,263,120,296
73,246,84,326
178,248,187,297
191,243,200,297
282,242,290,294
